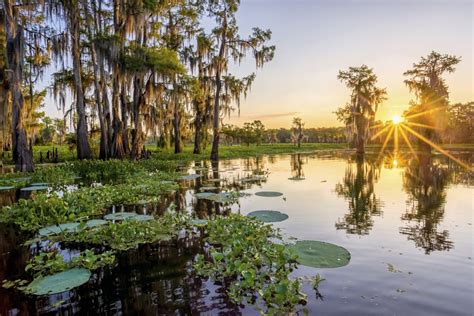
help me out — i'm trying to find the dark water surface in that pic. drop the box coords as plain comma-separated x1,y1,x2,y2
0,151,473,315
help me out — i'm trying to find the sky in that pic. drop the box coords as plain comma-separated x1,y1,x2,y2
222,0,473,128
42,0,473,129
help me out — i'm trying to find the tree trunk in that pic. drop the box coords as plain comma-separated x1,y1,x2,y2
110,0,125,159
4,2,34,171
130,75,143,160
84,0,108,160
193,111,202,154
173,94,182,154
68,1,92,159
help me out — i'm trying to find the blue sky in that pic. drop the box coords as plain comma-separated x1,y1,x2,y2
42,0,473,129
224,0,473,127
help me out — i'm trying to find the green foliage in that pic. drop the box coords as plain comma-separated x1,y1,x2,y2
57,212,190,251
194,215,307,313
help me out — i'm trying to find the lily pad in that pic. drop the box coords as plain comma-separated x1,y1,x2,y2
247,210,289,223
130,214,154,221
38,222,80,237
180,174,201,180
195,192,217,199
85,219,108,228
29,182,49,186
21,186,49,192
191,219,208,226
0,186,15,191
104,212,138,221
288,177,305,181
200,186,218,191
255,191,283,197
287,240,351,268
27,268,91,295
206,178,224,183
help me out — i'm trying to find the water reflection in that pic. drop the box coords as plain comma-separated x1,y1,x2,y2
0,150,472,314
400,153,454,254
290,153,306,180
334,155,382,235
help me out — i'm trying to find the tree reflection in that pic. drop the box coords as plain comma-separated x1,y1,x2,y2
335,154,382,235
289,153,306,180
400,153,453,254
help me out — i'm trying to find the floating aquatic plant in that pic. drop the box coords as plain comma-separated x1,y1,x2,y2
179,174,201,180
246,210,289,223
38,223,80,237
255,191,283,197
26,268,91,295
20,186,49,192
104,212,139,221
287,240,351,268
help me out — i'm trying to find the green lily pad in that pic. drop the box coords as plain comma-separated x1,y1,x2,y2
200,186,218,191
255,191,283,197
38,223,80,237
29,182,49,186
247,210,289,223
21,186,49,192
130,214,154,221
288,177,305,181
240,176,265,183
191,219,208,226
180,174,201,180
104,212,138,221
0,186,15,191
195,192,217,199
206,178,224,183
9,177,32,183
27,268,91,295
85,219,108,228
287,240,351,268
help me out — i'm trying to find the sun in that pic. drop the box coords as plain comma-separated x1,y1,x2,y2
392,115,403,125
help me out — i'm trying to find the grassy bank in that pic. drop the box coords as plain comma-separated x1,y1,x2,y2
1,142,472,166
1,143,348,165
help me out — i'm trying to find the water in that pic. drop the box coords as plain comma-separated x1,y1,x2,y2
0,151,473,315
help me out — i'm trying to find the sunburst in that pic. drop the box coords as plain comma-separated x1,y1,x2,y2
374,113,473,171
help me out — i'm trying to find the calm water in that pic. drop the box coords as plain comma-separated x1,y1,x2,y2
0,151,473,315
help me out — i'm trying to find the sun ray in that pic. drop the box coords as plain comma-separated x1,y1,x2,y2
394,125,399,152
370,124,392,141
400,124,473,171
398,125,418,160
405,121,441,130
369,122,386,130
377,125,394,159
404,104,447,120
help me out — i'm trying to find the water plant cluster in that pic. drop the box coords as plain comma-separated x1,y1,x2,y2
0,157,350,314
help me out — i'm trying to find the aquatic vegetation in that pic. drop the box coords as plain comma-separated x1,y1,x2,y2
103,212,140,221
199,186,218,191
20,185,49,192
191,219,209,226
194,215,307,313
246,210,289,223
0,174,178,232
26,268,92,295
287,240,351,268
0,186,15,190
57,212,189,251
255,191,284,197
38,222,81,237
194,191,247,204
180,174,201,180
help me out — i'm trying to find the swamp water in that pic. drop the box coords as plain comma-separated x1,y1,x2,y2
0,151,472,315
